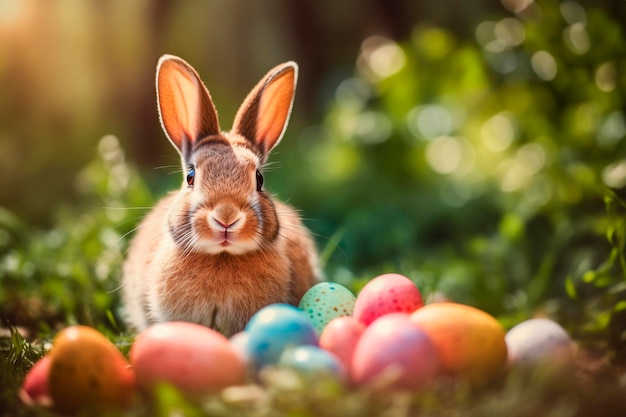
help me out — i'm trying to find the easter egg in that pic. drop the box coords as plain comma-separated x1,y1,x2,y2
279,345,345,380
319,316,365,373
19,355,51,407
410,303,507,386
351,313,439,390
299,282,357,334
244,304,318,369
506,318,574,367
353,273,424,326
47,326,135,414
130,322,246,397
230,331,251,363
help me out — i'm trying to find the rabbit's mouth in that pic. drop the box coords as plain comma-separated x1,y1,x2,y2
218,231,233,247
210,211,243,248
181,205,261,255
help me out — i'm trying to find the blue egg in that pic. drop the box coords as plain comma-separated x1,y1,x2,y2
279,345,345,381
244,304,318,369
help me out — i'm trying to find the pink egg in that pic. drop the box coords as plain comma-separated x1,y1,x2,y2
19,355,52,407
130,322,246,397
319,316,365,373
351,313,439,390
353,273,424,326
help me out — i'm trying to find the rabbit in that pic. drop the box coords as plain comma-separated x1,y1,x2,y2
122,54,320,336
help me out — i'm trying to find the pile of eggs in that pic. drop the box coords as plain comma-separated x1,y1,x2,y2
20,273,575,413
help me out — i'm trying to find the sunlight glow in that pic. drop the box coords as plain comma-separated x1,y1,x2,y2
595,62,617,92
407,105,453,141
564,23,590,55
560,1,587,25
359,36,406,80
498,144,546,192
501,0,533,14
0,0,25,24
354,111,392,144
426,136,475,176
531,51,558,81
481,113,516,152
603,160,626,189
597,112,625,148
427,136,462,174
495,18,525,47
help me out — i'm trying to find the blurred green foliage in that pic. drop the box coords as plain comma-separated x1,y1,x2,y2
283,0,626,349
0,136,152,331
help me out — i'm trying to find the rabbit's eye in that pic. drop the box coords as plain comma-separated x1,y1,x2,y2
256,170,264,191
186,167,195,187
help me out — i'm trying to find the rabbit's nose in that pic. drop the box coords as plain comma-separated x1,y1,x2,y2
209,204,245,231
212,217,240,230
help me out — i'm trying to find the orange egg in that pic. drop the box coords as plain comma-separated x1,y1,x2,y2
48,326,135,414
410,303,507,386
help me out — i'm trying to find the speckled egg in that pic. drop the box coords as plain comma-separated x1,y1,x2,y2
279,345,345,381
353,273,424,326
410,303,507,387
351,313,439,390
130,322,246,397
319,316,365,373
47,326,135,414
299,282,357,334
506,318,574,367
244,304,318,370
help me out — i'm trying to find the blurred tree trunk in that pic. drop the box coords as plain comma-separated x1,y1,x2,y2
133,0,174,167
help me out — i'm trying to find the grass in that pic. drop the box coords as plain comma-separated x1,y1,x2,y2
2,330,625,416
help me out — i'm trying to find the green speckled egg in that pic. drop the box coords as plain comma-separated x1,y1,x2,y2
299,282,356,334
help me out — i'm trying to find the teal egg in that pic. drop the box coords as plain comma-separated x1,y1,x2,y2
298,282,356,334
279,345,345,381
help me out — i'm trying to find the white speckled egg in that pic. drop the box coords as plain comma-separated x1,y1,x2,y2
506,318,574,367
298,282,357,334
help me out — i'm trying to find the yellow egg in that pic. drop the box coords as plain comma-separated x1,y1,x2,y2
48,326,135,414
410,303,507,386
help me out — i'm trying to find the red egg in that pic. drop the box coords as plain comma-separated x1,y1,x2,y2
319,316,365,373
19,355,52,407
351,313,439,390
130,322,246,398
353,273,424,326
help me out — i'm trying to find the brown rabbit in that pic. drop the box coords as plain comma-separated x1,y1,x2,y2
122,55,320,336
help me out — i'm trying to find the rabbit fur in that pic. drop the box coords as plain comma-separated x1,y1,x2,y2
122,55,320,336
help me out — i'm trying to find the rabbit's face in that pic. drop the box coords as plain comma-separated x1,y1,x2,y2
168,137,278,256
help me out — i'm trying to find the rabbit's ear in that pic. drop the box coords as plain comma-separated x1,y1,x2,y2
156,55,220,158
233,62,298,161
